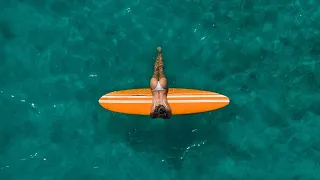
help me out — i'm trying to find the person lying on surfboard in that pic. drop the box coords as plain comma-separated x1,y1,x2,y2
150,47,172,119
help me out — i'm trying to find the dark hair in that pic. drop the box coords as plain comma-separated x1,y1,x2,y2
150,105,172,119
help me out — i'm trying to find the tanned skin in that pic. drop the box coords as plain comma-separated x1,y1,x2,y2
150,47,171,117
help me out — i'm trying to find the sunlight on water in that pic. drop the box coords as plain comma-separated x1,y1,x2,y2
0,0,320,179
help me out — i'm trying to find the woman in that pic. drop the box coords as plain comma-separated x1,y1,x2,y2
150,47,172,119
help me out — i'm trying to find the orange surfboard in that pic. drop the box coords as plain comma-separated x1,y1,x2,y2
99,88,230,115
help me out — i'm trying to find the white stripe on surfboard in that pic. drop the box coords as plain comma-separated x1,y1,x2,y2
102,95,227,98
107,93,218,95
99,100,229,103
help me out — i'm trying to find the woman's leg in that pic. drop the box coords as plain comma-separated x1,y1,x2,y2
152,53,159,80
157,47,168,89
150,47,161,89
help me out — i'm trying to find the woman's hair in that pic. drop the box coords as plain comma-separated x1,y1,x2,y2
150,105,172,119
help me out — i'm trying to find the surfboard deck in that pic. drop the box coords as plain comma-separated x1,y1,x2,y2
99,88,229,115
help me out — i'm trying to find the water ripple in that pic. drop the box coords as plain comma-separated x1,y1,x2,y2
1,151,48,171
1,90,41,114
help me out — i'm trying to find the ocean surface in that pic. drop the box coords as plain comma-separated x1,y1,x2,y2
1,0,320,179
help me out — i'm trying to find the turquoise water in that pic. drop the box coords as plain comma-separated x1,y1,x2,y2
1,0,320,179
